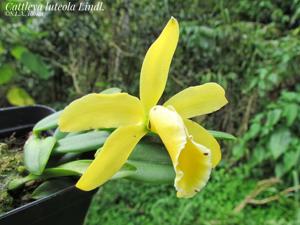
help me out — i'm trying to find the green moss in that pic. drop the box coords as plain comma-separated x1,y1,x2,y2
0,139,24,214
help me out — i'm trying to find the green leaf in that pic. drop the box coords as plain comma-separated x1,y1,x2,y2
8,175,37,190
20,51,51,79
129,142,171,165
24,135,56,175
232,142,246,160
0,64,15,85
0,42,5,55
208,130,237,140
53,128,68,140
45,160,92,176
246,123,261,140
100,87,122,94
252,146,267,165
65,131,84,137
53,131,109,154
6,86,35,106
266,109,282,127
8,160,92,190
33,111,62,132
275,163,284,178
269,128,291,159
283,151,299,174
125,160,174,184
9,142,175,190
31,179,74,200
282,91,298,102
283,104,298,126
57,152,82,164
125,142,174,183
111,163,137,180
11,46,28,59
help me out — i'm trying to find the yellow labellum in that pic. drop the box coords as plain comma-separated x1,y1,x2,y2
149,106,212,198
176,139,212,198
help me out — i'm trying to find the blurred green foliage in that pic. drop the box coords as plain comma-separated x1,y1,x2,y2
85,167,297,225
0,0,300,224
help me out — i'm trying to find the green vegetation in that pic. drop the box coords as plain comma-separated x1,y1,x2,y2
0,136,26,213
85,166,297,225
0,0,300,224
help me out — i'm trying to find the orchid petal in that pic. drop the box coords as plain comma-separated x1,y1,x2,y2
59,93,145,132
140,17,179,112
164,83,228,118
76,124,146,191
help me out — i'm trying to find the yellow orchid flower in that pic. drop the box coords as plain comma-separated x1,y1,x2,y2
58,17,228,198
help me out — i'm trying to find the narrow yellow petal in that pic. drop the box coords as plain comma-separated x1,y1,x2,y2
184,119,221,167
59,93,145,132
140,17,179,112
76,124,146,191
149,106,212,198
164,83,228,118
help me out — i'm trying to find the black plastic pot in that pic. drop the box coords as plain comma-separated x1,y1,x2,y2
0,105,95,225
0,105,55,138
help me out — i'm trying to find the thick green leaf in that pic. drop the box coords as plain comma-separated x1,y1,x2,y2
65,131,84,137
24,135,56,175
54,160,92,174
8,160,92,190
8,175,37,190
269,128,291,159
53,128,68,140
6,86,35,106
57,152,82,164
20,51,51,79
31,179,74,200
129,142,171,165
45,160,135,180
53,131,109,154
9,142,176,190
114,142,174,183
100,87,122,94
111,163,137,180
208,130,237,140
94,141,172,164
0,64,15,85
125,160,174,184
33,110,62,132
126,142,174,183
